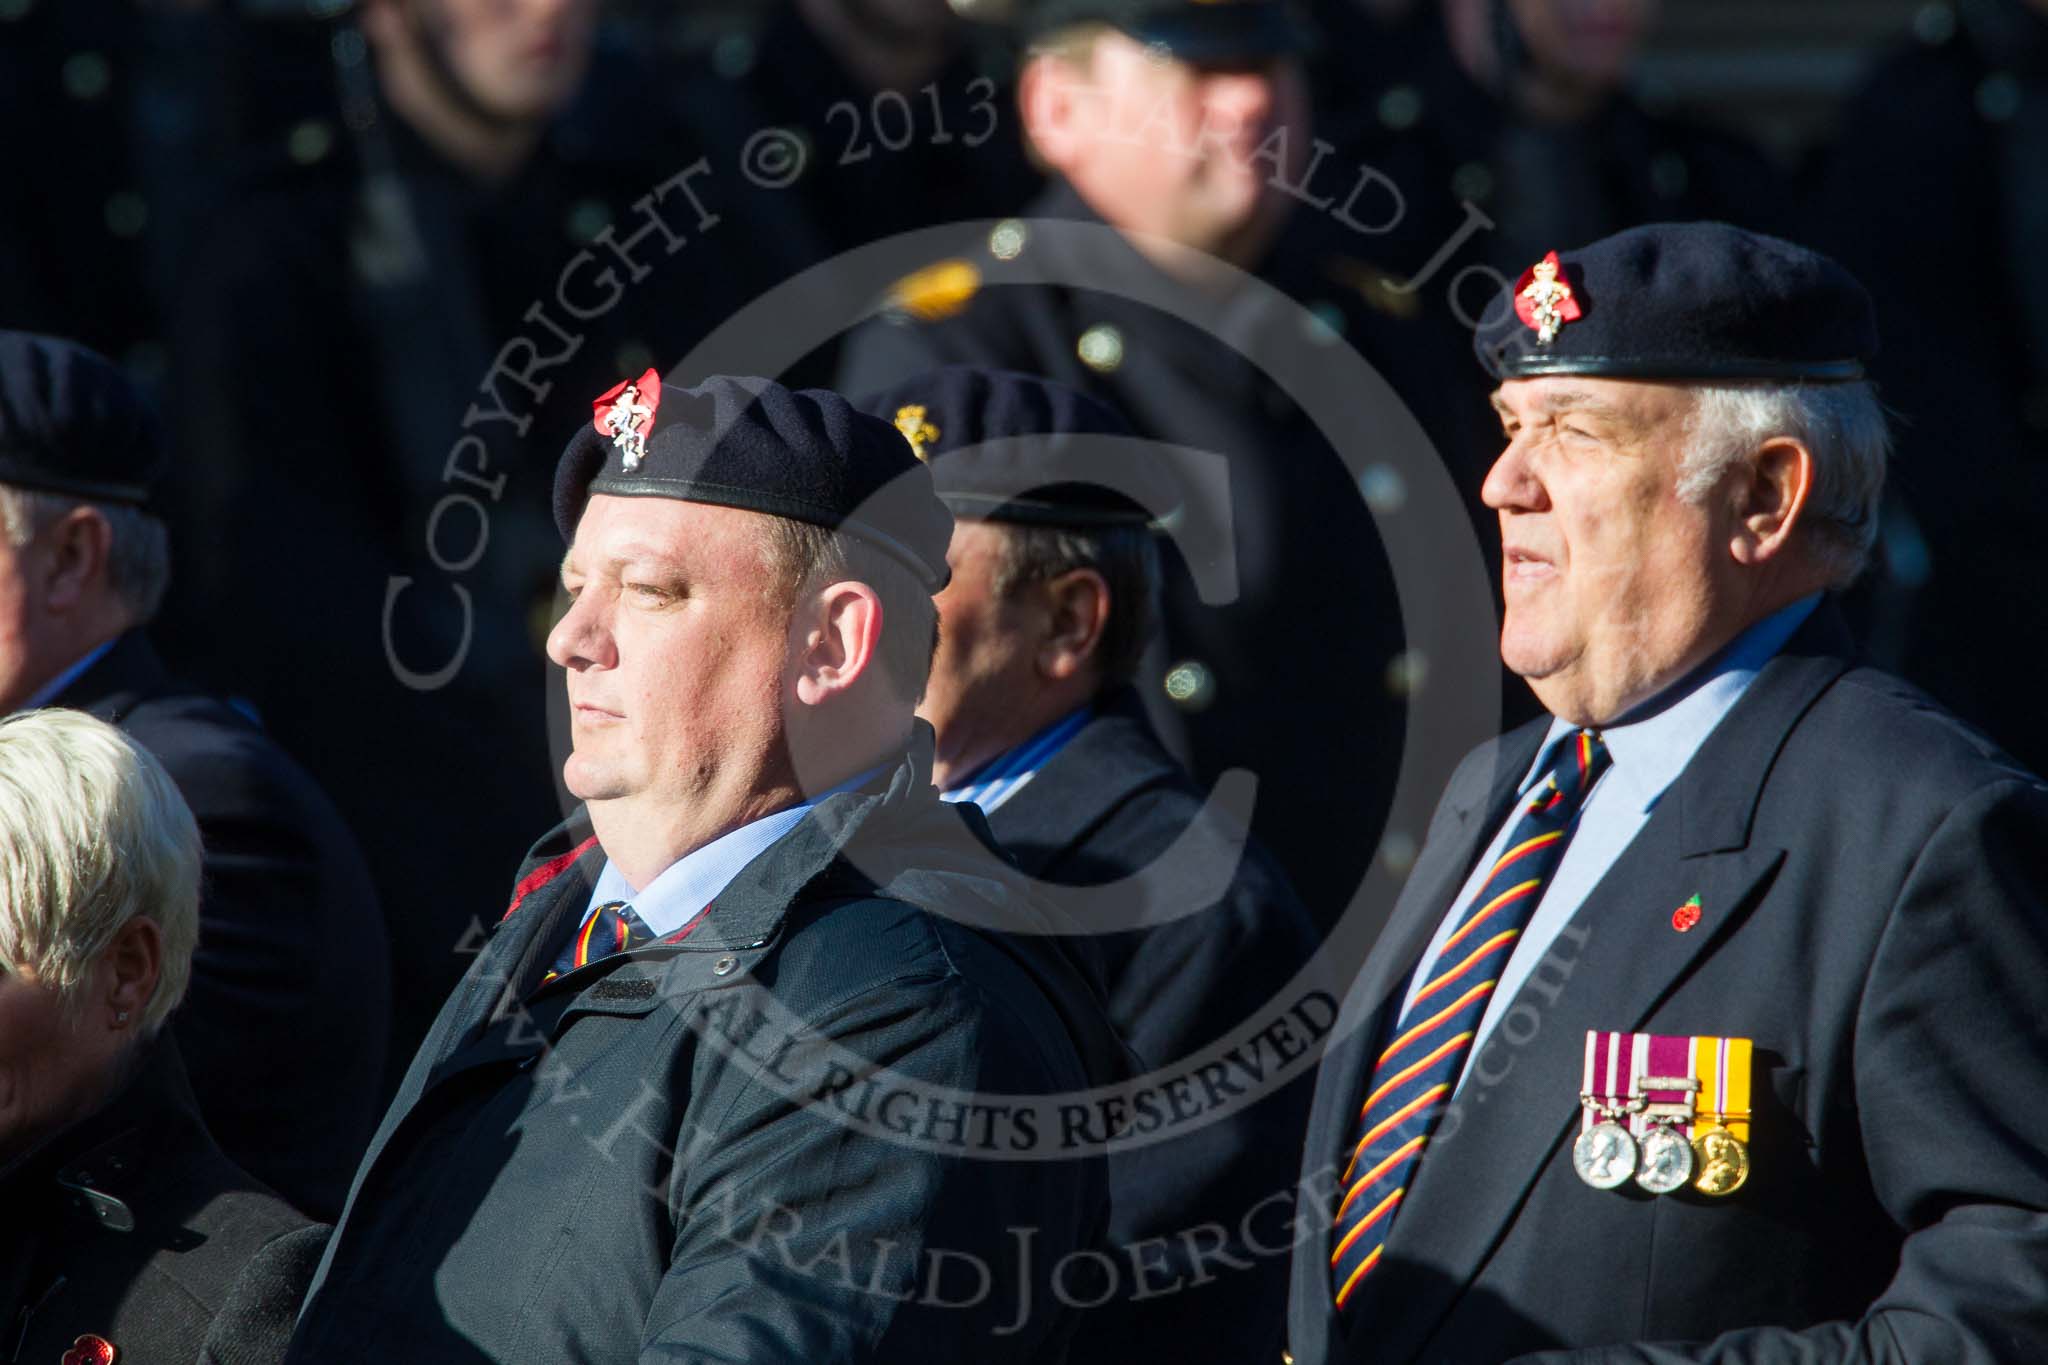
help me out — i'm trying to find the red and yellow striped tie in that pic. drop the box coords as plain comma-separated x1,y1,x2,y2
1330,729,1612,1317
543,900,653,983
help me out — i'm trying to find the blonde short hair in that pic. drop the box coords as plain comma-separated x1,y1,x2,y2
0,708,201,1034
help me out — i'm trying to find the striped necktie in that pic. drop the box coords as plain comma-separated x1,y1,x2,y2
544,900,654,983
1331,728,1612,1318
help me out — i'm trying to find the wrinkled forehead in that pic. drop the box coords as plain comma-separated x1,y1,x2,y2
1489,375,1697,428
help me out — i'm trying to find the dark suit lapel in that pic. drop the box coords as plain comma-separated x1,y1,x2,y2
1294,723,1541,1363
1359,628,1853,1365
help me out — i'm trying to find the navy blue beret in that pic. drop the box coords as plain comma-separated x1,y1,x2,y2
553,373,953,591
1474,222,1879,384
854,367,1173,529
0,331,165,507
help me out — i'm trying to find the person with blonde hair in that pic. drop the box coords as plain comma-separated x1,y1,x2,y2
0,329,387,1218
0,708,313,1365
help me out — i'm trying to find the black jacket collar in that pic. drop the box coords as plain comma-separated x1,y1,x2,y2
46,630,179,724
975,691,1181,877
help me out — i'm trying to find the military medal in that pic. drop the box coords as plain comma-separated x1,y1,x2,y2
1575,1031,1639,1189
1635,1124,1695,1193
1576,1030,1757,1198
1690,1035,1754,1197
592,367,662,473
1632,1034,1699,1194
1573,1118,1638,1189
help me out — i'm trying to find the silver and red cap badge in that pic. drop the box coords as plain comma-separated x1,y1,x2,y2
592,367,662,473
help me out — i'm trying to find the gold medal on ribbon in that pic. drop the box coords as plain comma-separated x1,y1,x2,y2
1689,1036,1753,1197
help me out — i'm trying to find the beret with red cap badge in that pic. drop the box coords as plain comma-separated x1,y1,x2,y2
554,371,955,591
1475,221,1880,385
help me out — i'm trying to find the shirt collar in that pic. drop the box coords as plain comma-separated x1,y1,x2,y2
940,705,1092,814
1525,594,1821,811
17,639,116,713
589,765,885,937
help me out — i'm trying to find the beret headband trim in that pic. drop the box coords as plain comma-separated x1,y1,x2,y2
1491,355,1868,384
588,474,947,589
0,463,154,506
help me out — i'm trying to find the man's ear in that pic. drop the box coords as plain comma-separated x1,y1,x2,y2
1018,52,1087,171
792,580,884,706
38,506,115,616
1728,436,1814,566
1036,567,1110,685
96,916,162,1033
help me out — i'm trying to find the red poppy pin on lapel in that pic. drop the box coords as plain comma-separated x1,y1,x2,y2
1672,893,1703,933
1515,251,1582,345
62,1335,117,1365
593,368,662,473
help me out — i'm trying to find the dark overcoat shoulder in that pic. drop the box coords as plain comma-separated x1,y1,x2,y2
56,630,390,1220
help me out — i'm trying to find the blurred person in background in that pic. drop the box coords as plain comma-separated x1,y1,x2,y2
840,0,1469,928
1319,0,1790,305
1809,0,2048,778
0,0,340,387
165,0,817,1081
698,0,1042,257
0,707,314,1365
0,330,388,1221
857,366,1320,1364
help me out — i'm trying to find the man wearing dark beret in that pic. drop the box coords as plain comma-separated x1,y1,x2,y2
858,366,1319,1364
288,373,1129,1362
1287,223,2048,1363
0,330,389,1220
838,0,1466,932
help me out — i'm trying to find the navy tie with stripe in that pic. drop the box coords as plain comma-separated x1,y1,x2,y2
1331,729,1613,1317
544,899,654,982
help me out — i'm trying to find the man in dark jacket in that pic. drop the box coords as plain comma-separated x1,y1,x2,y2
1289,224,2048,1363
289,374,1128,1361
856,366,1321,1363
0,331,388,1221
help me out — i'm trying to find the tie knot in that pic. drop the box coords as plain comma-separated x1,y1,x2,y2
1529,729,1611,813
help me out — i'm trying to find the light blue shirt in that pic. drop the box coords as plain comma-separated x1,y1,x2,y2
1404,595,1821,1074
583,766,885,937
18,639,115,712
940,706,1092,815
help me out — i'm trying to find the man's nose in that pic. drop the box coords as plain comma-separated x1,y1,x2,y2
546,590,615,671
1481,437,1547,513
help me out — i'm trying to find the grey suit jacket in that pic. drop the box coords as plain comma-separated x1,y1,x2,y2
1288,607,2048,1364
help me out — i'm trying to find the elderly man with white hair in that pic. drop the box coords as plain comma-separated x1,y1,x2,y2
1289,223,2048,1364
0,708,314,1365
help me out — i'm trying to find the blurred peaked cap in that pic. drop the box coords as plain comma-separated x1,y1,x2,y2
855,366,1178,529
1475,222,1880,384
1019,0,1315,62
0,331,166,508
553,374,954,591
